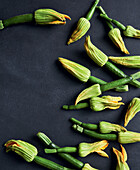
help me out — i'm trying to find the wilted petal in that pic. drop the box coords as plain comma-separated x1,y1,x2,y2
58,57,91,82
67,17,90,45
123,25,140,38
84,35,108,67
109,56,140,68
5,140,38,162
99,121,127,134
90,96,124,111
108,28,129,54
78,140,109,158
124,97,140,126
113,145,130,170
75,84,102,105
82,163,98,170
35,9,71,25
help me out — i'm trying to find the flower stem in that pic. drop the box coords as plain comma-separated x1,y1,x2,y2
3,13,34,28
100,14,126,31
97,6,114,30
70,118,98,130
86,0,100,21
45,147,77,154
37,132,84,169
63,103,89,110
72,124,117,141
105,61,140,88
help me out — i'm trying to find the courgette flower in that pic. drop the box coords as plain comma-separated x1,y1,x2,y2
124,97,140,127
5,139,38,162
67,18,90,45
109,56,140,68
118,131,140,144
123,25,140,38
113,145,130,170
84,36,108,67
108,28,129,54
75,84,102,105
79,140,109,158
82,163,98,170
35,9,71,25
99,121,127,134
58,57,91,82
90,96,124,111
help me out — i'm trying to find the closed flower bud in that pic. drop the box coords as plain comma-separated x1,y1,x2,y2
123,25,140,38
113,145,130,170
108,28,129,54
79,140,109,158
67,17,90,45
124,97,140,127
90,96,124,111
118,131,140,144
0,20,4,30
5,140,38,162
75,84,102,105
99,121,127,134
34,9,71,25
84,36,108,67
109,56,140,68
82,163,98,170
58,57,91,82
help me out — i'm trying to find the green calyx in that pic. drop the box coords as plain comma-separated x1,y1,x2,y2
84,36,108,67
5,139,38,162
123,25,140,38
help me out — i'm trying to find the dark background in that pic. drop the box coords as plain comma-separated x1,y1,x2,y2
0,0,140,169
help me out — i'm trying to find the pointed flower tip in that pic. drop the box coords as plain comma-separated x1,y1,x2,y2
124,97,140,127
35,9,71,25
82,163,98,170
68,17,90,45
75,84,102,105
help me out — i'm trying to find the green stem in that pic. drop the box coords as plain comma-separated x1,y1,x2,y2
45,147,77,154
37,132,84,169
100,76,132,92
105,61,140,88
96,6,114,30
72,124,117,141
63,103,89,110
100,14,126,31
70,118,98,130
86,0,100,21
88,75,128,92
3,13,34,28
34,156,72,170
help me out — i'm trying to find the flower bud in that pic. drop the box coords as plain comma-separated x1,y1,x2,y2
5,140,38,162
109,56,140,68
79,140,109,158
108,28,129,54
58,57,91,82
75,84,102,105
34,9,71,25
67,17,90,45
90,96,124,111
0,20,4,30
124,97,140,127
123,25,140,38
118,131,140,144
99,121,127,134
113,145,130,170
82,163,98,170
84,36,108,67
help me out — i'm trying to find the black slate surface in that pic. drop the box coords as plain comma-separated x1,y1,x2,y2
0,0,140,169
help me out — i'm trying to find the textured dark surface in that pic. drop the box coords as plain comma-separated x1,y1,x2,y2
0,0,140,169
